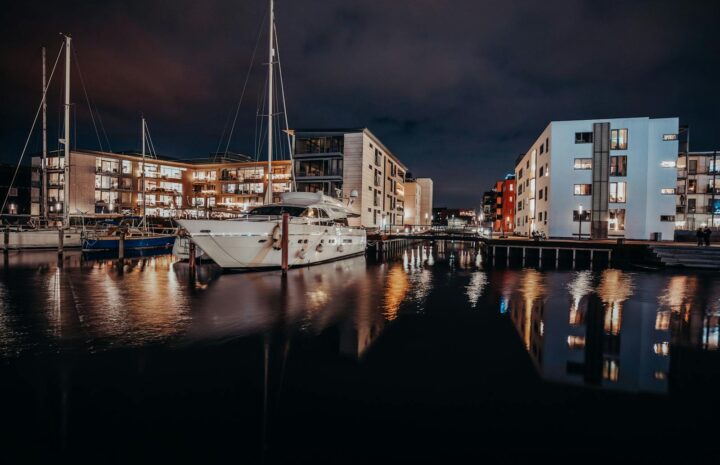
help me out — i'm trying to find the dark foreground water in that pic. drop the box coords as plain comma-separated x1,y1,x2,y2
1,242,719,464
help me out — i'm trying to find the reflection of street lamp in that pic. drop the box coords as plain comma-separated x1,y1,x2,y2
578,205,583,240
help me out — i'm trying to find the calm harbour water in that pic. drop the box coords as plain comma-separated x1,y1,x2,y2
1,241,719,464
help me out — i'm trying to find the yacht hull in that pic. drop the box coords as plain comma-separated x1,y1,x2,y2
3,229,82,249
177,219,366,269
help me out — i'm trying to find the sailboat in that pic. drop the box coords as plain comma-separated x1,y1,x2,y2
81,116,176,253
177,0,367,269
1,35,83,250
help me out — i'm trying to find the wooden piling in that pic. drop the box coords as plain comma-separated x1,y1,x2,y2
57,228,64,255
3,227,8,254
118,231,125,259
281,213,289,274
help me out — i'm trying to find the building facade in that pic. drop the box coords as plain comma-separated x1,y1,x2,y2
675,151,720,230
514,117,679,240
292,128,409,228
403,177,422,226
493,174,516,233
31,150,292,219
415,178,433,225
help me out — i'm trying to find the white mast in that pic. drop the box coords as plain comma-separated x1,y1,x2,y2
265,0,274,205
41,46,48,220
142,115,147,228
62,35,71,225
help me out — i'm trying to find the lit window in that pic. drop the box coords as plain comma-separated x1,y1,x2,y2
609,182,626,203
660,188,676,195
574,184,592,195
663,134,678,141
602,359,619,382
654,371,667,380
574,158,592,169
653,342,670,356
567,335,585,349
655,311,670,330
610,128,628,150
660,161,676,168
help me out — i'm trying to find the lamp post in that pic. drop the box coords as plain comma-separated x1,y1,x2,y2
578,205,583,240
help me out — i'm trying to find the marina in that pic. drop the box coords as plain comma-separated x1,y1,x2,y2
1,0,719,463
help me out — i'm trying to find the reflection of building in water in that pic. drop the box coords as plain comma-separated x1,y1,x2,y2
511,270,671,394
661,275,720,351
509,269,545,357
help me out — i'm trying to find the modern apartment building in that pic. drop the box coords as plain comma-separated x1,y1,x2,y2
415,178,433,225
493,175,516,233
30,149,291,218
514,117,679,240
676,150,720,229
292,128,409,228
403,177,422,226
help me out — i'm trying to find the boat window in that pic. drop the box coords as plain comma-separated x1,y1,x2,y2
318,209,330,218
334,218,349,226
248,206,306,217
300,208,318,218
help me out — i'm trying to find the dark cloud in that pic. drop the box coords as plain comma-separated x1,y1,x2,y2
1,0,718,206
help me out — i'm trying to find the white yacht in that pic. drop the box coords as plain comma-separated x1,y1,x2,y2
177,192,366,269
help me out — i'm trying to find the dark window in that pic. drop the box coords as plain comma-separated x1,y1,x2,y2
539,166,544,177
689,160,698,175
546,137,550,152
567,361,585,375
295,136,344,154
660,215,675,222
573,210,591,221
610,156,627,176
575,132,593,144
544,186,548,200
540,144,544,154
248,206,306,217
539,189,544,200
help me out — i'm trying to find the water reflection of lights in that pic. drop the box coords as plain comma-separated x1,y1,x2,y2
466,272,488,308
519,269,545,349
567,270,593,326
384,265,409,321
597,269,634,335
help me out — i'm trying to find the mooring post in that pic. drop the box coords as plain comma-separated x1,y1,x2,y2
590,249,594,267
281,212,289,274
118,231,125,260
506,246,510,267
3,227,9,254
522,247,526,266
188,240,196,281
555,248,560,268
539,247,543,268
57,228,64,256
608,249,612,266
572,249,576,269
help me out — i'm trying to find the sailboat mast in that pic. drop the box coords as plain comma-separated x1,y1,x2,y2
62,35,71,225
41,46,48,220
142,115,147,228
266,0,274,205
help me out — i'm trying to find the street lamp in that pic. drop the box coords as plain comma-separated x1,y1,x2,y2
578,205,583,240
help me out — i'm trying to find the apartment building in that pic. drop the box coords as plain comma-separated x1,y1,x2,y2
514,117,679,240
493,175,516,233
676,150,720,229
403,177,422,226
30,149,291,218
415,178,433,225
292,128,409,228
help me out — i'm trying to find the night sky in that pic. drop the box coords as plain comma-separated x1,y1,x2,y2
1,0,718,207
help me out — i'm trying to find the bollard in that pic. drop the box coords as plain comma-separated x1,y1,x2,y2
118,231,125,260
3,227,9,254
58,228,64,255
281,213,289,274
188,240,196,281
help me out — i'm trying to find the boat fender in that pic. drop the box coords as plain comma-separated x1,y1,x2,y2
316,243,323,253
271,224,282,250
297,248,306,259
337,244,344,253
